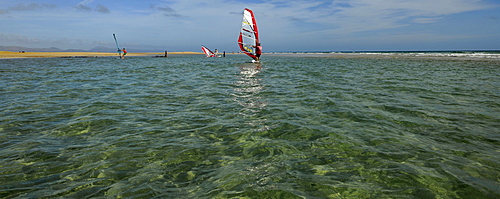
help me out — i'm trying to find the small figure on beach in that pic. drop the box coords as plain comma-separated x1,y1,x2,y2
121,48,127,59
215,49,219,57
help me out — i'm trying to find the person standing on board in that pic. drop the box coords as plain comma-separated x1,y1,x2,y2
121,48,127,59
255,43,262,62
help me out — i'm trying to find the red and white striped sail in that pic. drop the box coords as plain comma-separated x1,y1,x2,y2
201,45,216,57
238,8,259,60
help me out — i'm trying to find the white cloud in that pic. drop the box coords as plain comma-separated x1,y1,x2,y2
0,0,497,51
77,0,94,6
95,4,110,14
252,0,492,35
10,3,57,11
413,17,441,24
75,0,110,13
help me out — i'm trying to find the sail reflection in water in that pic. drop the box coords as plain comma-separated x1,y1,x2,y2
232,63,268,131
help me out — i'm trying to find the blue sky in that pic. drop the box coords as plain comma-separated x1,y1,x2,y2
0,0,499,52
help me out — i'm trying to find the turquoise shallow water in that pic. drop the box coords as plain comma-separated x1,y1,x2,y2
1,55,499,198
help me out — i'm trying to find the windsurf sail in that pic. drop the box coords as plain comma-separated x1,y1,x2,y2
201,45,216,57
113,33,122,58
238,8,259,60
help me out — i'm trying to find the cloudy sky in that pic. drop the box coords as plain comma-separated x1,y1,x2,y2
1,0,499,52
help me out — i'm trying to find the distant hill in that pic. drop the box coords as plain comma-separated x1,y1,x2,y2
0,45,121,52
89,46,170,53
0,45,180,53
0,45,87,52
88,46,118,53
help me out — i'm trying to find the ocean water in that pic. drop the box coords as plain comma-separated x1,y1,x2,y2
0,54,499,198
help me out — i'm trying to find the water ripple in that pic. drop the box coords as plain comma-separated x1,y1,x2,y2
1,56,499,198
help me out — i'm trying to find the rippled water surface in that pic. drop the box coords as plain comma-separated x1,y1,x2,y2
1,55,499,198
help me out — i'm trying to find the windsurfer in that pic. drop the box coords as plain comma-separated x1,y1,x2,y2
238,8,260,62
254,43,262,61
121,48,127,59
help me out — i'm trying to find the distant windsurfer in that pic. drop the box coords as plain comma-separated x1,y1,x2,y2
121,48,127,59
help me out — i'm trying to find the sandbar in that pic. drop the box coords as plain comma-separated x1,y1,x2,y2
2,51,499,62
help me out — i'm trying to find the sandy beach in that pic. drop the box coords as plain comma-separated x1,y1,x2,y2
1,51,499,62
0,51,203,59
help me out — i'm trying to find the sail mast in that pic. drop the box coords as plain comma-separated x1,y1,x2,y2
113,33,122,58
